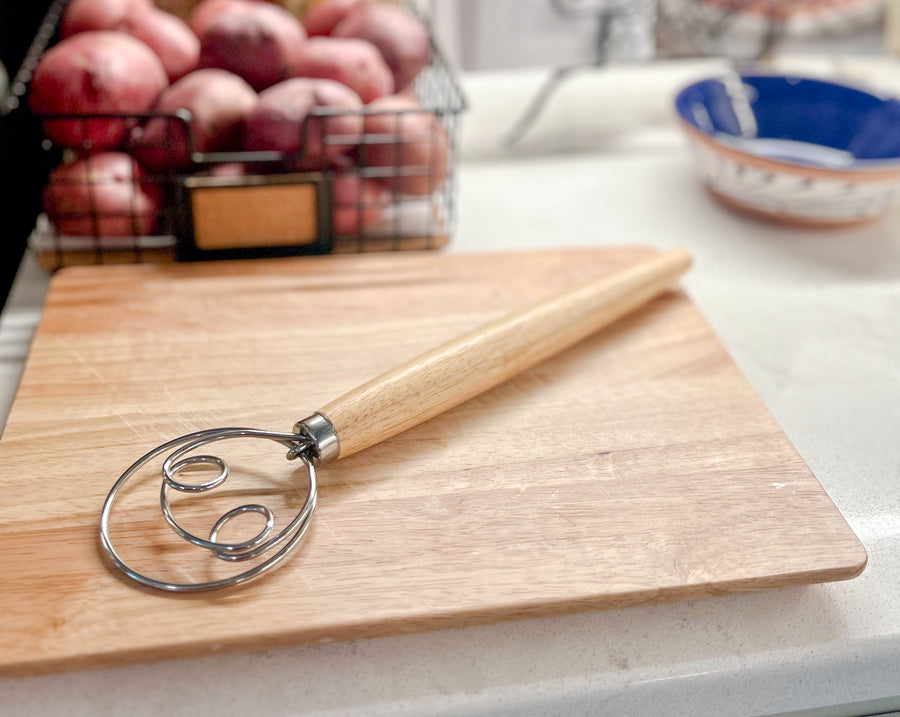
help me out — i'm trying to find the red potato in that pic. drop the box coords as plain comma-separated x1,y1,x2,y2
332,3,429,92
330,173,389,235
206,162,248,177
28,32,168,151
301,0,368,36
243,78,363,169
198,2,307,91
59,0,152,37
59,0,199,82
43,152,163,236
291,37,393,104
188,0,284,35
120,8,200,82
133,69,258,171
361,95,448,196
188,0,245,36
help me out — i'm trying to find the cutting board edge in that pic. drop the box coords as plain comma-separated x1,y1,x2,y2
43,244,663,280
0,552,868,679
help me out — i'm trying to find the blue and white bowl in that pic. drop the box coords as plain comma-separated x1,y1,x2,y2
675,74,900,226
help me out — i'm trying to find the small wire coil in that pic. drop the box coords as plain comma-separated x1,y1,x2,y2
99,427,317,592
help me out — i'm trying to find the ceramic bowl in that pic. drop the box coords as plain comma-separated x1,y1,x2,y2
675,74,900,226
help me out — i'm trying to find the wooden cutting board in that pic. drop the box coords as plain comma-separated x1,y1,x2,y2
0,247,866,676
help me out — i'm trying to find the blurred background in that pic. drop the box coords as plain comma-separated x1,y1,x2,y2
0,0,896,309
427,0,887,70
2,0,893,129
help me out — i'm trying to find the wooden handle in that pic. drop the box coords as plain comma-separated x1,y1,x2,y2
320,248,693,459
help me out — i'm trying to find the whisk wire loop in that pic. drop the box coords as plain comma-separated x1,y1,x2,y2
100,426,319,592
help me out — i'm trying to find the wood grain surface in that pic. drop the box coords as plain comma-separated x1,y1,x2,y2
0,247,866,676
323,249,692,457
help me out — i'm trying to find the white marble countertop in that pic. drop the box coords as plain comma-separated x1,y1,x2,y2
2,58,900,716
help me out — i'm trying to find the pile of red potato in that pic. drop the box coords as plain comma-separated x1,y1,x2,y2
30,0,450,239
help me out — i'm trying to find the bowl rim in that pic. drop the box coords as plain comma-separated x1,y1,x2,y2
674,72,900,177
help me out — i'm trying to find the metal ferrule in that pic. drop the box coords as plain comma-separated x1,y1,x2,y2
293,413,340,465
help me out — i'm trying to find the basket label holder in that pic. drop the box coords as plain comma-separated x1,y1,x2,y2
174,172,333,261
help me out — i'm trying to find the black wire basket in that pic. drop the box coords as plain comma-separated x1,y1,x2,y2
7,0,467,270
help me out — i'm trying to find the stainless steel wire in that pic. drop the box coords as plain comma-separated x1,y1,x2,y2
99,427,318,593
